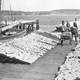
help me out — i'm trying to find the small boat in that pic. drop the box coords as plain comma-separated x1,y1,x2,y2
0,19,39,40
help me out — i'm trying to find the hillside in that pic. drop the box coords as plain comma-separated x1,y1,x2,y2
51,9,80,14
0,10,51,15
1,9,80,16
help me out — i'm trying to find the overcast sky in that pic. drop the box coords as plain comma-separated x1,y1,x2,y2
1,0,80,11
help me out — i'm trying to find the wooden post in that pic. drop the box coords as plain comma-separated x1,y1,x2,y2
21,24,24,30
27,24,30,33
32,23,34,31
36,19,39,30
30,24,32,32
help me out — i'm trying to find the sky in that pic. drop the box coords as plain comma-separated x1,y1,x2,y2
1,0,80,11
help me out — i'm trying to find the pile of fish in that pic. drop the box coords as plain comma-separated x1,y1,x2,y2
55,44,80,80
0,33,58,64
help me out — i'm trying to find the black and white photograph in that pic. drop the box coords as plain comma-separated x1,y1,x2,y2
0,0,80,80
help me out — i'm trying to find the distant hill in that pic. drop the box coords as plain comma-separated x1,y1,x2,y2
0,11,34,15
51,9,80,14
0,9,80,15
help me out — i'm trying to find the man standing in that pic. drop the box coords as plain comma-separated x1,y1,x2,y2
70,22,78,45
60,20,72,46
73,18,78,29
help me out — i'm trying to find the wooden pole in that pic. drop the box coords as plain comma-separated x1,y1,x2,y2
32,23,34,31
0,0,1,10
0,0,2,22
